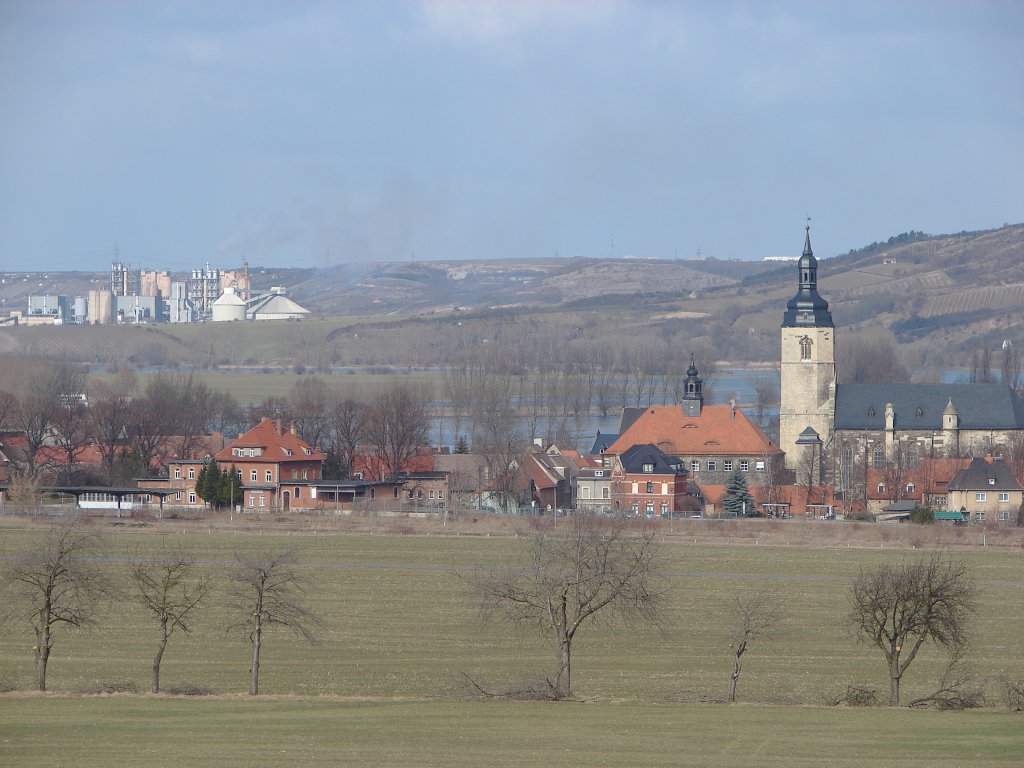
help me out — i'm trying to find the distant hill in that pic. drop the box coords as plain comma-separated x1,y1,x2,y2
1,224,1022,371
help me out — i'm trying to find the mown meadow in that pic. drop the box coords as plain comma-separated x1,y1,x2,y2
0,523,1022,766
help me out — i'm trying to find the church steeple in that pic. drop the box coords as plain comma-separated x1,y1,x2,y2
783,220,833,327
681,354,704,417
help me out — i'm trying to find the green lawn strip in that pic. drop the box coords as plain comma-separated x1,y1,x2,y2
0,697,1021,768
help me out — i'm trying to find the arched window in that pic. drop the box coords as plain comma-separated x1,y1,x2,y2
905,444,919,468
872,445,885,469
800,336,812,361
841,443,854,469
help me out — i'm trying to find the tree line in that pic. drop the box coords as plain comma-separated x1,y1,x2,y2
1,517,991,708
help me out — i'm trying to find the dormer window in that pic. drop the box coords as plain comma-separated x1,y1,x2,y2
304,448,311,455
283,448,292,456
594,470,604,477
989,478,995,485
642,463,654,473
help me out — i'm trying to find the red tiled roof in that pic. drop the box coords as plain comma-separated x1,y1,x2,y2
215,418,325,463
608,404,781,457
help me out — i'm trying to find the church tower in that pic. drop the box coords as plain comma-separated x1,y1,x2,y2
779,224,836,470
681,354,704,417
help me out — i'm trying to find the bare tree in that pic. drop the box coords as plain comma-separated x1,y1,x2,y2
837,331,910,385
470,515,659,699
796,443,821,511
227,550,320,695
2,519,109,691
130,549,212,693
849,554,975,706
726,587,783,703
363,384,431,482
288,377,333,450
882,444,908,506
89,372,138,481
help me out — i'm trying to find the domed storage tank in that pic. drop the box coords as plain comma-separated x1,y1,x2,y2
211,286,247,322
74,296,88,324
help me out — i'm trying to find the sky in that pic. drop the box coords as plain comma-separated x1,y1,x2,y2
0,1,1021,271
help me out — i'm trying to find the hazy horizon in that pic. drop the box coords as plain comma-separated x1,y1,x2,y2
2,1,1021,271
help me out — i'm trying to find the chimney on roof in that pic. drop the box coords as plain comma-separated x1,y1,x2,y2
275,419,282,436
290,421,297,436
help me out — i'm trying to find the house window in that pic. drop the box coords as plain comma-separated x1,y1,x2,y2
999,510,1010,521
265,470,273,483
283,448,292,456
594,470,604,477
175,491,181,501
740,461,749,472
877,483,885,493
707,460,717,471
236,470,242,479
188,492,196,504
645,501,654,513
630,501,639,514
690,460,700,472
251,470,258,482
602,488,610,499
393,488,399,498
370,488,376,499
354,471,363,480
302,469,308,479
292,469,298,479
438,490,444,499
999,492,1010,502
755,461,765,472
429,490,435,499
188,467,195,480
975,492,987,502
906,483,915,494
660,501,669,515
976,510,986,521
174,467,182,480
873,446,885,469
248,496,255,508
724,461,733,472
800,336,812,361
646,481,655,494
581,487,591,499
258,495,265,507
642,463,654,473
233,448,242,457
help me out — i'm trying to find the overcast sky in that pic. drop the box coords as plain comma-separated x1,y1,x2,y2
1,1,1021,271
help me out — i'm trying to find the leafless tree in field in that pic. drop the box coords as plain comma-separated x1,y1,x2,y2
226,550,320,695
130,549,212,693
1,519,109,691
470,515,660,699
725,587,783,703
849,554,975,706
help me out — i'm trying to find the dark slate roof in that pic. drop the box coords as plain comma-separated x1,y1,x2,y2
618,443,686,474
782,227,833,328
834,384,1024,430
618,407,646,435
948,457,1023,492
590,431,619,455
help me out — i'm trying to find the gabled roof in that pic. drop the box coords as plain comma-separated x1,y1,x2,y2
609,404,780,457
948,457,1023,492
215,418,325,463
618,444,686,475
590,431,619,455
835,384,1024,430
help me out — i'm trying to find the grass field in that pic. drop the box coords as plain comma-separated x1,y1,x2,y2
0,524,1022,766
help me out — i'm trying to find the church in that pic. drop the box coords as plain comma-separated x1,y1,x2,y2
778,226,1024,501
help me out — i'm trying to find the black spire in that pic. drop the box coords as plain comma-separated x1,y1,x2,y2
682,354,703,416
782,221,833,327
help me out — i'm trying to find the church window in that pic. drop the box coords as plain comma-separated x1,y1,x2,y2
799,337,812,361
841,444,854,470
872,446,885,469
905,445,919,467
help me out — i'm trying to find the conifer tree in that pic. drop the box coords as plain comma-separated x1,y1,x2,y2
723,470,755,517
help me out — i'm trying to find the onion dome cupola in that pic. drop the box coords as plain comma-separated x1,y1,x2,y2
681,353,704,417
782,223,833,328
